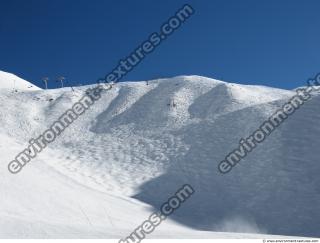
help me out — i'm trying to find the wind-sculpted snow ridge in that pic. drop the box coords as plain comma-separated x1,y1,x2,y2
0,72,318,238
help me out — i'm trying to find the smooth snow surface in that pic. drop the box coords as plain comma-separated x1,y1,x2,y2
0,71,41,91
0,72,318,238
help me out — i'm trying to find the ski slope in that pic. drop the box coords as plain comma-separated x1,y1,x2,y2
0,71,319,238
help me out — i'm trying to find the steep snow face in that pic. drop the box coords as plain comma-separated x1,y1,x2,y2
0,72,319,238
0,71,41,91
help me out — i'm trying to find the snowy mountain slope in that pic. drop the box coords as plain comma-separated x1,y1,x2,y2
0,71,319,238
0,71,41,91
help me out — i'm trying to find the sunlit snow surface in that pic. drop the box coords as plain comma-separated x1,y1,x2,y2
0,72,319,238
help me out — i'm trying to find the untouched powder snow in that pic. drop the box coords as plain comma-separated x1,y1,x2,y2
0,71,319,238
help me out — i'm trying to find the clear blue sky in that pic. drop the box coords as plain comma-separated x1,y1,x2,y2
0,0,319,89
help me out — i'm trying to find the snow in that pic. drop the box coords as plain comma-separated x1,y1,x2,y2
0,71,318,238
0,71,41,91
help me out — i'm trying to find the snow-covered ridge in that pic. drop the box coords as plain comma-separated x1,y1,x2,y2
0,71,319,238
0,70,41,91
